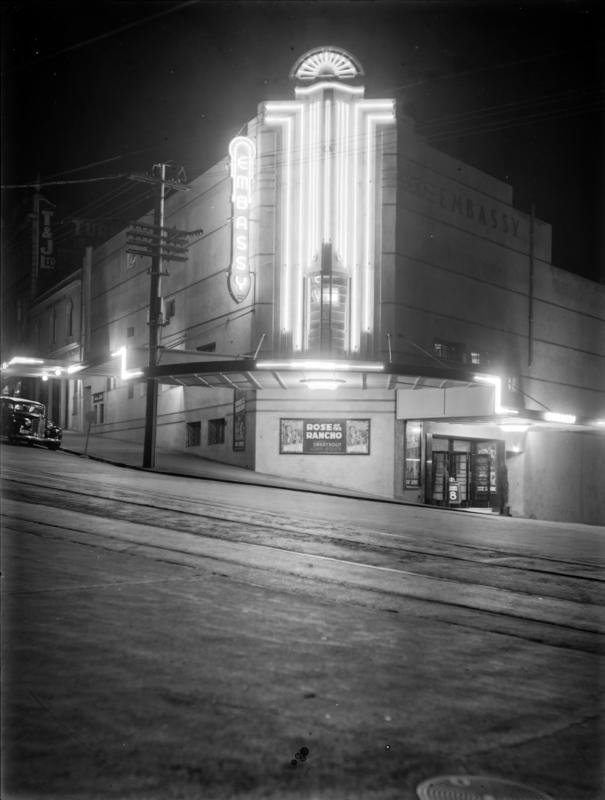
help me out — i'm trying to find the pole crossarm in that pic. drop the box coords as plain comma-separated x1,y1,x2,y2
128,173,189,191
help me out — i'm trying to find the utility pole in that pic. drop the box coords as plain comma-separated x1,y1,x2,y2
143,162,166,469
30,175,41,300
126,163,202,468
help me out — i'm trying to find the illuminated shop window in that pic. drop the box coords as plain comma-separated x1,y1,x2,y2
127,326,135,338
303,245,349,355
404,421,422,488
470,351,481,364
305,271,349,355
208,418,226,445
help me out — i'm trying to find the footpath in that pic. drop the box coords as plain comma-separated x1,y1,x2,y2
60,429,390,502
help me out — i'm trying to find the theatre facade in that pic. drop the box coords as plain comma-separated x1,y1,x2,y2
4,47,604,524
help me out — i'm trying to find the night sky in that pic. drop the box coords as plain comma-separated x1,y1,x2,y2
2,1,604,282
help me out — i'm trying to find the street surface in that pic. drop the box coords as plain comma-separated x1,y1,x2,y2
1,444,603,800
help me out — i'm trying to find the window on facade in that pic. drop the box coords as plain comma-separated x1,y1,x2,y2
303,243,349,356
127,254,138,270
127,326,135,338
51,306,57,344
469,351,481,364
127,383,134,400
186,421,201,447
433,340,464,363
197,342,216,352
208,418,226,445
66,299,74,338
305,271,349,354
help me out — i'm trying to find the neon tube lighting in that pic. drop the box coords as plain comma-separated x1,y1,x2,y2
265,102,303,112
295,82,365,97
324,98,331,240
362,109,395,333
364,113,373,332
7,356,45,365
265,114,294,332
543,411,576,424
111,346,143,380
66,364,85,374
351,102,361,351
256,359,384,371
295,103,305,350
474,374,519,415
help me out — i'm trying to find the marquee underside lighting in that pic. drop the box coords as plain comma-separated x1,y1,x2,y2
256,359,384,372
300,378,346,390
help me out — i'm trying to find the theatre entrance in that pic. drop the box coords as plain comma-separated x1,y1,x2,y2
427,436,504,511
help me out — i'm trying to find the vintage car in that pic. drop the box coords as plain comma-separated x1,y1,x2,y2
0,396,62,450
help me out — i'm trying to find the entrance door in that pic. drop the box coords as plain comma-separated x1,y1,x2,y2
428,436,502,510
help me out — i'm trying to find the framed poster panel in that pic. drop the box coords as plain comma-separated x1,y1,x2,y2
280,418,370,455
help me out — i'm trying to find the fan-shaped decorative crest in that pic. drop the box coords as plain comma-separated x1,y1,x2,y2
290,47,364,82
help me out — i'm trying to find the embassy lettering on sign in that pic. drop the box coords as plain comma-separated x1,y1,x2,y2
228,136,255,303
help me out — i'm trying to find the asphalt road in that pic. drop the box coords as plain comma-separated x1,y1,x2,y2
1,444,603,800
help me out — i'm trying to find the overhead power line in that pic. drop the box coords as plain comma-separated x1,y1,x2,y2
1,1,198,76
1,174,130,189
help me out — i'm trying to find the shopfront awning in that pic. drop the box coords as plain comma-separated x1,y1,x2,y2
3,352,602,431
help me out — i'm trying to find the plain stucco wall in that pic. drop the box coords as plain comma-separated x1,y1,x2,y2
521,429,605,525
254,389,396,497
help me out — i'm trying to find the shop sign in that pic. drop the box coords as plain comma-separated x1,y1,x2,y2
233,389,246,451
448,478,461,504
227,136,255,304
280,418,370,455
39,206,56,269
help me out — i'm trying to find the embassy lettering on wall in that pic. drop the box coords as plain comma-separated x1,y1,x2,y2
280,419,370,455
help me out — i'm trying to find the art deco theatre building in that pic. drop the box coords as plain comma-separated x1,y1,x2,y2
4,47,604,524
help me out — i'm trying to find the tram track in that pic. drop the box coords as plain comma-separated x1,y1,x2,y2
3,501,602,656
2,461,604,637
2,469,604,607
4,463,603,577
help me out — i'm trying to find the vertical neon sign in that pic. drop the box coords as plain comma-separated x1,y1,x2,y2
228,136,255,303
